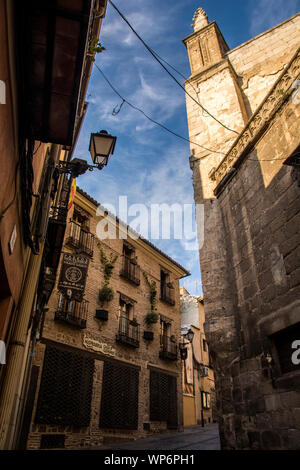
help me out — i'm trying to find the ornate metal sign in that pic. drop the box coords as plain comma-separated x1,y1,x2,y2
58,253,89,301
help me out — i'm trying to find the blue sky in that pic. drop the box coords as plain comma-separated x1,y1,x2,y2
75,0,300,295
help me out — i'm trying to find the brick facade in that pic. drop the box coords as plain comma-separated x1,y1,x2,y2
25,188,188,449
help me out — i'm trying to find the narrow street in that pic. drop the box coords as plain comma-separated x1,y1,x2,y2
97,423,220,451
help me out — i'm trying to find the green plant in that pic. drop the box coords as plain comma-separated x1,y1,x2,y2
131,317,138,326
97,243,118,303
88,36,105,61
98,285,114,302
145,312,159,325
143,272,157,313
170,334,176,342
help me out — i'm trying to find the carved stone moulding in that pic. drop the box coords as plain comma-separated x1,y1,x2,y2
210,48,300,186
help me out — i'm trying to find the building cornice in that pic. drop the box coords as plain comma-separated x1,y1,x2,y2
209,47,300,187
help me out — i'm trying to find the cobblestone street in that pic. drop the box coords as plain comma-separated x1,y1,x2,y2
97,423,220,451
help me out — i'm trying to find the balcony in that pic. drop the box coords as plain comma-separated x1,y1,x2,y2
116,316,140,348
160,285,175,306
65,220,94,257
120,255,140,285
55,296,88,329
159,335,178,361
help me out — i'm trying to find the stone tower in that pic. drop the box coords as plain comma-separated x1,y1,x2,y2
183,9,300,450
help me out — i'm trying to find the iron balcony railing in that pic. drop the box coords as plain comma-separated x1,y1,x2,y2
160,285,175,306
120,255,140,285
116,315,140,348
65,219,94,257
50,173,71,224
55,295,88,329
159,335,178,361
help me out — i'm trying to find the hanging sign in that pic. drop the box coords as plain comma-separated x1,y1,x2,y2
58,253,89,301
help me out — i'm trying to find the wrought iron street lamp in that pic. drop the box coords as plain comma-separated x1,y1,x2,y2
89,130,116,168
179,340,188,360
185,329,194,343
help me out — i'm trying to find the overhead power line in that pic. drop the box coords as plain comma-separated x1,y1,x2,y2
94,64,296,163
108,0,239,135
94,63,226,155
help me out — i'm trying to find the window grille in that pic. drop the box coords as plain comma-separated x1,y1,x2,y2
150,370,178,429
99,361,139,430
35,345,94,426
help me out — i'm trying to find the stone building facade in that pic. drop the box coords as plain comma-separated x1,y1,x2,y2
183,9,300,449
23,188,189,449
180,288,215,427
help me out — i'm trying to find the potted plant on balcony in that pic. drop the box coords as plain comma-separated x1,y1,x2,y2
96,244,118,320
131,256,138,265
167,281,174,289
170,334,176,343
145,312,159,325
98,285,114,303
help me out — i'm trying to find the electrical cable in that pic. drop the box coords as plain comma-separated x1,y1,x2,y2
108,0,239,135
94,64,298,163
94,64,226,155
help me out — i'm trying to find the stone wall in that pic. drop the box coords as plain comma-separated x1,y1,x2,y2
210,93,300,450
184,10,300,449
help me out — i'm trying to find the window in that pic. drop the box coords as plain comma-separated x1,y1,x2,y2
119,298,133,332
100,361,139,429
201,391,211,409
123,242,135,259
73,209,89,230
160,270,168,298
117,296,139,347
160,270,175,305
160,318,171,340
55,294,88,329
203,339,207,352
120,243,140,285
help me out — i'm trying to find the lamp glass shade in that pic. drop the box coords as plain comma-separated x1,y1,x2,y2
186,329,194,343
89,130,116,166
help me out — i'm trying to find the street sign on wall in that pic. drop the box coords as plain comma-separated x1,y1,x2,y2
58,253,89,301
